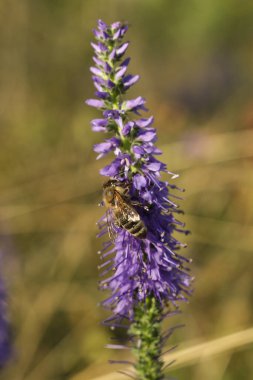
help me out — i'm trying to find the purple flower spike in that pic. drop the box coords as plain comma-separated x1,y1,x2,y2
86,19,192,380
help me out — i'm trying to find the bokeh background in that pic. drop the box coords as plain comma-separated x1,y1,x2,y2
1,0,253,379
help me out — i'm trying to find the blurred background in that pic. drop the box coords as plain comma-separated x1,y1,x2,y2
0,0,253,379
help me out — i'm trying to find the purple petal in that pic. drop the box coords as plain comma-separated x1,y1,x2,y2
111,21,121,30
92,75,106,87
100,158,121,176
91,42,99,53
109,48,116,61
123,96,146,112
146,162,162,171
119,25,128,38
122,121,134,136
91,118,108,127
112,24,128,40
115,117,124,130
90,66,104,77
94,138,119,159
95,91,109,99
115,65,127,81
152,146,162,155
92,56,104,67
91,42,107,54
93,29,103,40
105,62,112,74
98,19,108,31
132,145,145,155
135,116,154,128
93,81,103,92
91,125,106,132
86,99,105,108
137,130,157,142
133,174,147,190
123,74,139,88
142,190,153,203
94,142,113,154
91,118,108,132
107,79,115,89
116,42,129,56
121,57,131,68
112,28,122,41
103,110,120,120
143,144,156,154
94,137,119,154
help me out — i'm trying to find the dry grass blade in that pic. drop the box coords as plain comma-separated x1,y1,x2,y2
71,327,253,380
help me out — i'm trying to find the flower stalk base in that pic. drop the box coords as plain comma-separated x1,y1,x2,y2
129,296,164,380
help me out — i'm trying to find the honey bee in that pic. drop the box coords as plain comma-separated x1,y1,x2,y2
102,179,147,240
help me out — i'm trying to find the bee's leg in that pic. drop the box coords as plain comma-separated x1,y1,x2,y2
131,201,142,207
115,181,131,197
131,201,151,211
107,218,113,241
114,220,120,227
106,210,116,242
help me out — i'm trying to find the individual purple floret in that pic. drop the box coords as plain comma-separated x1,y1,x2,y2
86,20,193,379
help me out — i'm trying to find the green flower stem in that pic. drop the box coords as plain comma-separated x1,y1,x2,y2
129,295,164,380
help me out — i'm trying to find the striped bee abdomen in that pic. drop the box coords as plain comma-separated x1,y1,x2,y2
120,218,147,239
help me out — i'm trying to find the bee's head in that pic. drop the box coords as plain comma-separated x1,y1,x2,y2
103,187,115,203
103,179,117,189
103,179,129,200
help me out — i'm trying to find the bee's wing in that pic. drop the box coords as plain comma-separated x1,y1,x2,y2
123,203,141,221
106,208,118,242
115,193,141,222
